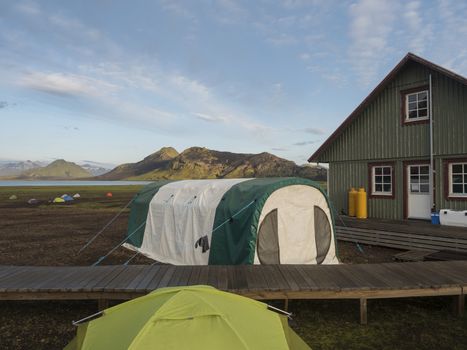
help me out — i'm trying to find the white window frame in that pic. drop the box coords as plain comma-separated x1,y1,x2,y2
409,164,430,194
371,165,393,196
449,162,467,197
405,90,429,122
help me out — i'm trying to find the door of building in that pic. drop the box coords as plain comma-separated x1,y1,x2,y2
407,164,431,219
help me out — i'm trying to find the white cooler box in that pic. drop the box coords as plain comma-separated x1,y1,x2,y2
439,209,467,228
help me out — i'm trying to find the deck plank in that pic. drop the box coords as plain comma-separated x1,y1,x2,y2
0,261,466,304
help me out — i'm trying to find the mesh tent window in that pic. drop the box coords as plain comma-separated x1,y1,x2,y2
257,209,280,264
314,206,332,264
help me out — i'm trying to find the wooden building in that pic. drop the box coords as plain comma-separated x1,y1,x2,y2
308,53,467,220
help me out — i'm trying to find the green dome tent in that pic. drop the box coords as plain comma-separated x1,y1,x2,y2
124,178,338,265
9,195,17,200
65,285,311,350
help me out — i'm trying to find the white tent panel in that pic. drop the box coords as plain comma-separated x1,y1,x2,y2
254,185,338,265
137,179,251,265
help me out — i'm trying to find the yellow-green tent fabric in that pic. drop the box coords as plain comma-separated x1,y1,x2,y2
53,197,65,203
65,285,311,350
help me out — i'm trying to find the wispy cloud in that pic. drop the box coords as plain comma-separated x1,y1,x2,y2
403,1,429,54
271,147,288,152
15,2,41,16
266,33,298,46
159,0,197,22
348,0,395,85
19,71,119,98
293,140,316,146
194,113,227,123
303,127,325,135
0,101,8,109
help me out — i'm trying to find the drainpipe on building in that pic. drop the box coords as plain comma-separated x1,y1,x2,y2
429,74,435,211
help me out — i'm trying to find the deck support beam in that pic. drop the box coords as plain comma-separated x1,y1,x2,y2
456,288,465,317
98,299,109,311
284,298,289,312
360,298,367,325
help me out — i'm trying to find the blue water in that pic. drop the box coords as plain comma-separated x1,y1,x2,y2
0,180,152,187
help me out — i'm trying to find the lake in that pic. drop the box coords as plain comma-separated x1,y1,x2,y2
0,180,152,187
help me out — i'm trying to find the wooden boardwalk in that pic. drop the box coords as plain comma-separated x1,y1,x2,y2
336,216,467,253
1,261,466,324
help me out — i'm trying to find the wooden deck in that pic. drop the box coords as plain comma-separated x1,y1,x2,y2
1,261,466,324
336,216,467,253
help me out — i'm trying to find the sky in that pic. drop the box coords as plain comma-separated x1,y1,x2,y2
1,0,467,166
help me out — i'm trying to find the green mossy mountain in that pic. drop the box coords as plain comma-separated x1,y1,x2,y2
100,147,326,181
97,147,179,180
18,159,91,179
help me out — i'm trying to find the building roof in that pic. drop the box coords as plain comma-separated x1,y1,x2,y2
308,53,467,162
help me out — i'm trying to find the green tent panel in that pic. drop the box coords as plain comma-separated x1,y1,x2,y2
124,178,338,265
65,285,311,350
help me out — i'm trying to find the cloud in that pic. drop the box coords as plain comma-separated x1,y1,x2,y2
159,0,197,21
303,127,325,135
293,140,316,146
348,0,395,85
266,33,298,46
271,147,288,152
194,113,227,123
15,2,41,16
19,71,119,97
299,53,311,61
0,101,8,109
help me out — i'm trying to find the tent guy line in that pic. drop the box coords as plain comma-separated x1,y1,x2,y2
78,197,135,255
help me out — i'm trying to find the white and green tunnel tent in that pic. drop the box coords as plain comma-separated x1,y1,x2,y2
123,178,339,265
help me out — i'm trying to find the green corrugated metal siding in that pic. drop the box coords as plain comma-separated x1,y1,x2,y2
318,61,467,163
319,60,467,219
432,73,467,156
329,161,403,220
329,157,467,220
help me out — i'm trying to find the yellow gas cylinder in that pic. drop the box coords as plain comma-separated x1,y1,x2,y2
356,188,367,219
348,188,357,217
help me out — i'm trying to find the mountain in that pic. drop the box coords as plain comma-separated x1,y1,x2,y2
0,160,46,177
97,147,179,180
18,159,91,179
80,163,112,176
99,146,326,181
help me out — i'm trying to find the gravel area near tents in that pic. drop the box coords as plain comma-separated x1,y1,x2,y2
1,186,466,349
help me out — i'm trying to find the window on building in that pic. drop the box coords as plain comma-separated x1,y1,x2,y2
450,163,467,197
371,165,393,196
410,165,430,193
401,87,430,124
406,90,429,121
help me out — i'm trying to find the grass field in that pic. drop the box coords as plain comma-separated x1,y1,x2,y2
1,185,466,349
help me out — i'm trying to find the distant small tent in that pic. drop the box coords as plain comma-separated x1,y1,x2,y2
106,192,113,198
53,197,65,203
28,198,39,205
73,193,81,199
61,194,69,199
62,195,74,202
9,195,17,200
